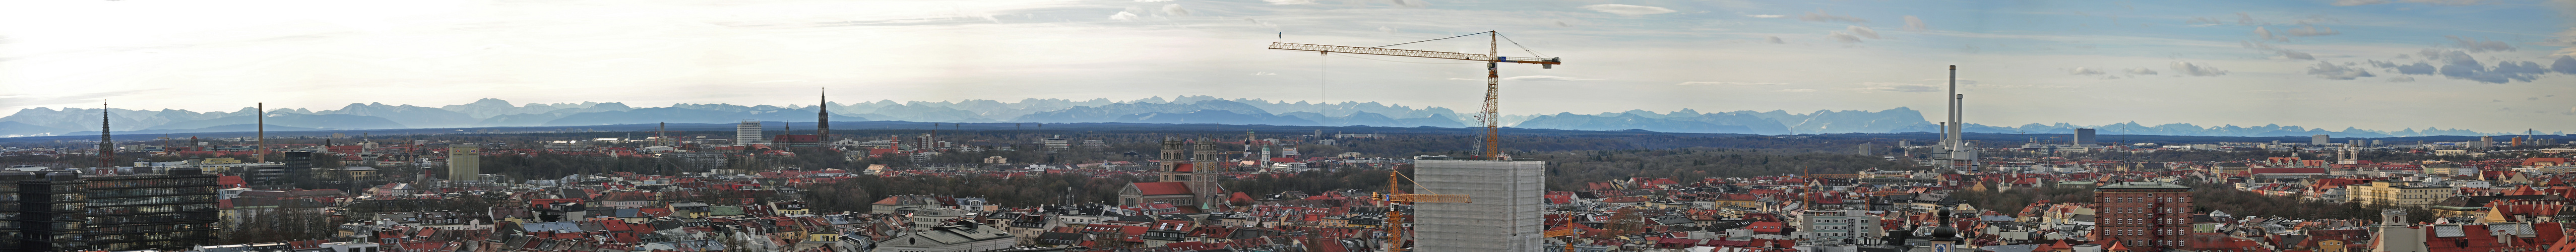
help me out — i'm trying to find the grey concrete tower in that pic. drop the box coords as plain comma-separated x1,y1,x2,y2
1412,158,1546,251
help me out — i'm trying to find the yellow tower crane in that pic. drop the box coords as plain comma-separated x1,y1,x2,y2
1268,31,1561,160
1373,170,1468,252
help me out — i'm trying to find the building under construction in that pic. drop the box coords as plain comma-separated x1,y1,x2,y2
1411,158,1545,251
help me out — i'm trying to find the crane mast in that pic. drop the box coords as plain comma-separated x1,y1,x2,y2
1266,31,1560,160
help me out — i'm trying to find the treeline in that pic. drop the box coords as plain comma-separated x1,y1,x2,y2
801,173,1147,213
1531,148,1920,191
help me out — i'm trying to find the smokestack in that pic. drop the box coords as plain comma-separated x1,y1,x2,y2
258,102,267,163
1945,66,1960,170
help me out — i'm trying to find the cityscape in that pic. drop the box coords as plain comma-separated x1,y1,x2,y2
3,1,2575,252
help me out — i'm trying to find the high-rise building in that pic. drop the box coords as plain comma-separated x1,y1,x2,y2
2312,135,2330,145
735,120,766,146
81,167,220,250
448,145,480,184
1412,158,1545,252
18,172,87,251
2472,136,2493,149
2094,181,2191,250
2073,128,2098,146
5,167,219,251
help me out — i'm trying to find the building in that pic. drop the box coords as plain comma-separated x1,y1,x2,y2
2312,135,2330,145
4,167,220,251
869,222,1015,252
2346,180,2456,207
2093,181,2191,250
1412,158,1546,252
735,120,766,146
81,167,221,250
1118,138,1225,208
1043,136,1071,151
2074,128,2097,146
1797,209,1883,245
17,171,87,251
448,144,480,184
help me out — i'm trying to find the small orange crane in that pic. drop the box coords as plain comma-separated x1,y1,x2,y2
1372,169,1468,252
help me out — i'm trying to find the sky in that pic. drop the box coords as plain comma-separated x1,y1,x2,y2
3,0,2573,133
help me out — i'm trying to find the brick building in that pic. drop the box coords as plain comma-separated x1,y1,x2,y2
2093,181,2192,250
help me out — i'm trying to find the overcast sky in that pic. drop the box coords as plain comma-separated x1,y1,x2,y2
4,0,2573,133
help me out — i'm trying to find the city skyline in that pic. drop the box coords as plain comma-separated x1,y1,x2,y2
5,0,2574,133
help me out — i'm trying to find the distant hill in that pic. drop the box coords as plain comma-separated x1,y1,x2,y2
0,96,2540,138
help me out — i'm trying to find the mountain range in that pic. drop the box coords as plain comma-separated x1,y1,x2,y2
0,95,2539,138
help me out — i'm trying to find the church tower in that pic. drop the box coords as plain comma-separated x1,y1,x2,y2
1158,137,1188,182
1187,139,1225,203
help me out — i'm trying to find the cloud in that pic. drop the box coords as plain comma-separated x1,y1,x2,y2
2395,62,2437,75
2446,36,2515,52
1800,10,1867,23
1251,72,1278,76
2433,53,2549,83
1389,0,1430,8
2252,27,2286,41
1136,0,1172,2
1580,4,1677,16
2387,76,2416,82
1847,26,1881,39
2186,17,2225,27
2124,68,2159,75
1677,82,1791,86
2067,67,2107,76
1764,36,1786,44
1109,11,1140,21
1263,0,1316,4
2170,61,2231,76
2332,0,2390,6
2235,12,2266,26
1779,89,1817,92
1746,15,1785,18
1500,76,1596,81
1161,4,1190,16
2241,41,2312,60
1852,82,1938,92
2305,61,2376,80
1828,32,1862,43
2554,55,2576,74
2284,25,2340,36
1902,16,1928,31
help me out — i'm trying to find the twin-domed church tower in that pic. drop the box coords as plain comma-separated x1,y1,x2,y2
1158,137,1225,203
1117,136,1228,209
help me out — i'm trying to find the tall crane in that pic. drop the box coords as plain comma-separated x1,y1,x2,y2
1268,31,1561,160
1372,170,1468,252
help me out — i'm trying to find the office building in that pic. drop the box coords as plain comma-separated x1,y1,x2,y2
5,167,219,251
1799,209,1883,245
2073,128,2097,146
2093,181,2191,250
81,167,220,250
735,120,766,146
2312,135,2330,145
1412,158,1545,252
448,144,480,184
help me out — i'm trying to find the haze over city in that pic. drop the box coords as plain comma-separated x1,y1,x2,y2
5,0,2574,133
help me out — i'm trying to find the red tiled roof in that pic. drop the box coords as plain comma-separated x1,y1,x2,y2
1173,163,1195,172
1133,182,1194,196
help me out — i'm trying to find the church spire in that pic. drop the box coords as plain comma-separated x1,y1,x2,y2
99,101,115,167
